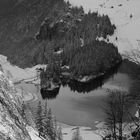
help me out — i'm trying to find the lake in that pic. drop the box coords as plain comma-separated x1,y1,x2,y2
17,60,140,129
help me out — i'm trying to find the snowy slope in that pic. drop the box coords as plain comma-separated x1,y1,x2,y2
0,55,46,83
98,0,140,54
68,0,140,55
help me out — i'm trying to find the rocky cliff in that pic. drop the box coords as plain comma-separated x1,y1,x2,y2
0,70,31,140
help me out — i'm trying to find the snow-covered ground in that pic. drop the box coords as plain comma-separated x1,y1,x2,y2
98,0,140,55
0,55,46,83
62,126,101,140
27,124,102,140
68,0,140,55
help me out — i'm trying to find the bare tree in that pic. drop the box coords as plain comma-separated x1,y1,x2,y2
104,89,128,140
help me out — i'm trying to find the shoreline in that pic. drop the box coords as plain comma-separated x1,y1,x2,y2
72,60,122,83
16,84,103,140
0,54,132,139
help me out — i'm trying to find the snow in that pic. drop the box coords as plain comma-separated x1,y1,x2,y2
106,0,140,54
97,0,140,58
65,0,104,12
54,49,63,54
61,65,70,69
59,124,101,140
0,71,3,75
78,75,93,82
68,0,140,56
27,125,102,140
27,126,45,140
0,55,46,83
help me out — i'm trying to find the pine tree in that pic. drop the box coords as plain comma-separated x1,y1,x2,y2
104,89,127,140
35,100,58,140
43,100,50,139
53,117,58,140
35,101,44,137
47,108,55,140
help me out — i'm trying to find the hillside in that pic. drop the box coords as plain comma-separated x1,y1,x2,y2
0,0,121,73
0,70,31,140
0,0,68,67
68,0,140,55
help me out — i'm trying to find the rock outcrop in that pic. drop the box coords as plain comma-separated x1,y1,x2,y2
0,70,31,140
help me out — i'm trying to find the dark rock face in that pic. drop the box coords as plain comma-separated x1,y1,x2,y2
0,71,31,140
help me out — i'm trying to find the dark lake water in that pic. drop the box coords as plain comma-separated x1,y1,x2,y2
17,60,140,129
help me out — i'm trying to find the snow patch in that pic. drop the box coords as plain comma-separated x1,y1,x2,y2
0,55,46,83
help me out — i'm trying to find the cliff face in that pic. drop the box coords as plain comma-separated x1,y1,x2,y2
0,70,31,140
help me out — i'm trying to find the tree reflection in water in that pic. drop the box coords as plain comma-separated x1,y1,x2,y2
40,86,60,99
61,63,120,93
40,63,121,99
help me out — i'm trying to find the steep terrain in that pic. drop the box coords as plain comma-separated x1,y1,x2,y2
68,0,140,55
0,0,120,70
98,0,140,56
0,66,103,140
0,69,31,140
0,0,68,67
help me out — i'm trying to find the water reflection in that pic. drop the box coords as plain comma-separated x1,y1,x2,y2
61,63,120,93
40,86,60,99
18,60,138,128
40,63,121,100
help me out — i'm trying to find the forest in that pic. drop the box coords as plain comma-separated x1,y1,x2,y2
35,0,121,80
0,0,121,79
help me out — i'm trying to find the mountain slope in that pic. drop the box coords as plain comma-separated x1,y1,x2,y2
68,0,140,55
98,0,140,54
0,0,120,71
0,0,69,67
0,70,31,140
